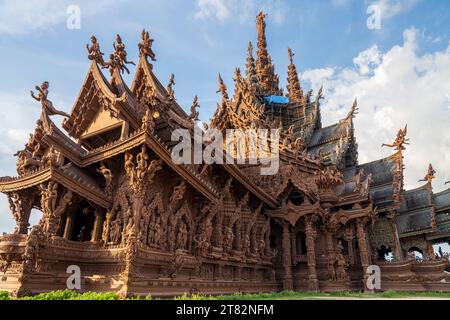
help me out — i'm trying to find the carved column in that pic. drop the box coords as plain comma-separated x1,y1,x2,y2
63,212,75,240
92,209,103,242
426,241,436,260
343,227,355,266
356,219,371,292
281,222,293,290
305,215,319,291
387,211,403,261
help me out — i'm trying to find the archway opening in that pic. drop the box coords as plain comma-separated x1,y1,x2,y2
70,201,95,242
408,247,424,261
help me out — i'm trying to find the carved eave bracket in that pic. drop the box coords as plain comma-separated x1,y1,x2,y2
266,201,322,227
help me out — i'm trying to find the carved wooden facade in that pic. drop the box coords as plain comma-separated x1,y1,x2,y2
0,13,449,297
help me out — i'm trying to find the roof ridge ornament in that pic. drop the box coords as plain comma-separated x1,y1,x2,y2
382,125,409,151
166,73,175,101
30,81,69,118
216,73,229,103
86,35,106,67
189,95,200,122
346,98,359,120
113,34,135,74
418,163,436,184
286,47,305,105
138,29,157,62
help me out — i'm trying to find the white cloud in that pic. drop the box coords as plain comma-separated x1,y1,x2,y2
194,0,230,23
369,0,420,20
0,0,121,35
194,0,286,25
303,28,450,190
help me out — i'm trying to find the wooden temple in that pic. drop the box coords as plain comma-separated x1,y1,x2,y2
0,12,449,297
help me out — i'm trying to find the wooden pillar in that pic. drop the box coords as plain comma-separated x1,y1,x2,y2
356,218,371,292
91,209,104,242
387,211,403,261
426,241,435,260
305,216,319,291
344,227,355,266
281,222,293,290
63,212,75,240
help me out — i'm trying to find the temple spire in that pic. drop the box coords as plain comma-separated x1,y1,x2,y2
245,42,258,85
286,48,305,105
255,11,281,96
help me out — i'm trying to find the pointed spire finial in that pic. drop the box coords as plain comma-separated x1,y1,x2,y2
346,98,359,120
288,47,294,65
286,47,304,105
255,11,281,96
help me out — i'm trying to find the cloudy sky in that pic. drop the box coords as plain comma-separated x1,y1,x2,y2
0,0,449,233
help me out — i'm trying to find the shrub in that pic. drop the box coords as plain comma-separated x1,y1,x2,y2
0,291,9,300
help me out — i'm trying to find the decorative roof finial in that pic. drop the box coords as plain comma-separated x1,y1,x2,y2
233,67,242,83
167,73,175,101
138,29,157,62
216,74,228,102
419,163,436,183
30,81,69,118
288,47,294,64
189,95,200,122
286,47,304,105
113,34,135,74
86,35,106,66
346,98,359,120
255,11,281,96
382,125,409,151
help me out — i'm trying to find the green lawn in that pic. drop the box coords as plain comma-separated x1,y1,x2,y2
1,289,450,300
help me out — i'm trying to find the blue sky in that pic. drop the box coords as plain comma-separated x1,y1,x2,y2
0,0,450,233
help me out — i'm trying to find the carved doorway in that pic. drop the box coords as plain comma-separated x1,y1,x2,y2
70,201,95,242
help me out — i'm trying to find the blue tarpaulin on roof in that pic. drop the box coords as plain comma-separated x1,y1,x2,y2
264,95,289,105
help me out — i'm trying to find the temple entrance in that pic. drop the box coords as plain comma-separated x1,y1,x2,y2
70,201,95,242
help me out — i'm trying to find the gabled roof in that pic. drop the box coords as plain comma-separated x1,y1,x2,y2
356,152,403,210
131,55,188,118
62,61,119,138
397,209,432,234
399,183,432,212
434,188,450,212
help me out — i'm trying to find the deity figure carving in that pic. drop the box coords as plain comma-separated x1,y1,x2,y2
223,226,234,254
22,225,43,274
335,243,348,281
166,73,175,101
14,149,42,175
138,29,156,62
97,162,114,195
327,251,336,281
31,82,70,118
382,125,409,151
102,54,119,76
86,35,105,66
168,251,185,279
189,95,200,122
176,221,188,250
113,34,135,74
141,108,155,132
